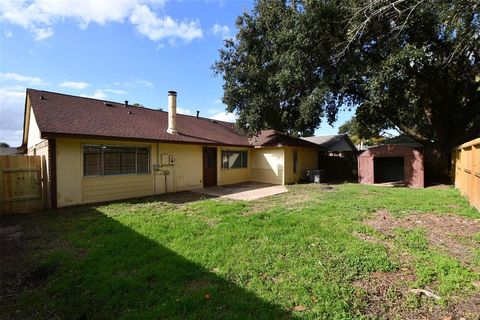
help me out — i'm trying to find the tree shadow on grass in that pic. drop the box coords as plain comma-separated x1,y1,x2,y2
1,206,296,320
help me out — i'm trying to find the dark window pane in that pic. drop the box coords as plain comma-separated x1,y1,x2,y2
83,145,150,176
241,151,248,167
230,151,242,168
207,150,216,168
221,151,229,169
104,146,136,175
103,147,121,175
203,149,216,169
222,150,248,169
122,147,136,174
137,147,150,174
84,146,101,176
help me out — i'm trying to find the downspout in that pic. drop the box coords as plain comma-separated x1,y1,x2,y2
48,138,57,209
156,142,167,194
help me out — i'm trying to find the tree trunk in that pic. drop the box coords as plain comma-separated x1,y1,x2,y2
423,146,451,183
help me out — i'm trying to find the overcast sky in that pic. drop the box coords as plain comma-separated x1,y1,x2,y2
0,0,351,147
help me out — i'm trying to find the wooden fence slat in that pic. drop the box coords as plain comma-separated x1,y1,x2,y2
452,138,480,211
0,155,45,214
0,168,42,173
0,195,42,203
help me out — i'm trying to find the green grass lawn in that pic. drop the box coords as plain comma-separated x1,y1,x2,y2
1,184,479,319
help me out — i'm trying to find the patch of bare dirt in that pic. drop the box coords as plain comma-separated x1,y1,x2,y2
354,210,480,319
355,269,480,319
248,193,313,214
354,268,415,318
365,210,480,265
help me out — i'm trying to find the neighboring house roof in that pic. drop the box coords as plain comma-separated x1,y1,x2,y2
384,135,424,148
250,130,321,148
0,147,22,156
26,89,250,147
302,134,357,152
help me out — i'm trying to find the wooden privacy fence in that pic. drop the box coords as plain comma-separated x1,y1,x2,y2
452,138,480,211
0,155,47,214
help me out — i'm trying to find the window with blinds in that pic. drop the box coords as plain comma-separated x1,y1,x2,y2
83,145,150,176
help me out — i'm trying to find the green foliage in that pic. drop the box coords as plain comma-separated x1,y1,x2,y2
214,0,480,148
0,142,10,147
394,228,429,251
2,184,479,319
338,116,386,145
213,1,349,136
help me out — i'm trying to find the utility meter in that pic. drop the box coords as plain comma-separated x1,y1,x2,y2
160,154,169,165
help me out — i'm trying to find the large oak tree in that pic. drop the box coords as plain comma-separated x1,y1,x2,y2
213,0,479,158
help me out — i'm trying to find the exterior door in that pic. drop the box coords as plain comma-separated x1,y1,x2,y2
203,147,217,187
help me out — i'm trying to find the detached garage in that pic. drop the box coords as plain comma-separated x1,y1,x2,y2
358,145,424,188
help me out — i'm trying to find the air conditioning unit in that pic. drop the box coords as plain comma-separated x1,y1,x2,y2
307,169,325,183
169,155,176,164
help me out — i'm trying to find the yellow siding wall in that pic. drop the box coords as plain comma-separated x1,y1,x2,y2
25,104,52,207
250,148,284,184
55,138,155,206
52,137,316,206
299,147,318,180
26,103,48,171
27,108,43,149
56,139,82,206
82,175,153,204
54,139,206,207
217,147,251,185
284,147,318,184
155,143,203,193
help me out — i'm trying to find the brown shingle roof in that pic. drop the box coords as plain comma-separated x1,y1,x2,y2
249,130,320,148
384,134,424,148
0,147,22,156
303,134,357,152
28,89,250,147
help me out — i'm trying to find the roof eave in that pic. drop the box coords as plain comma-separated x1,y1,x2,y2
20,88,31,149
40,132,252,148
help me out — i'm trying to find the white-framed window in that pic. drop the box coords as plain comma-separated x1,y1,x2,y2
221,150,248,169
83,145,150,176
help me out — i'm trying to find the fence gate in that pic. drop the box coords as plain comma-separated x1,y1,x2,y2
0,155,47,214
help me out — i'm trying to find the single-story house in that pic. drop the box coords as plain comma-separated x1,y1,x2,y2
21,89,319,208
303,134,358,180
302,134,357,157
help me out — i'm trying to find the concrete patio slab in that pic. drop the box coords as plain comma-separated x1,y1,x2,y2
192,182,287,201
